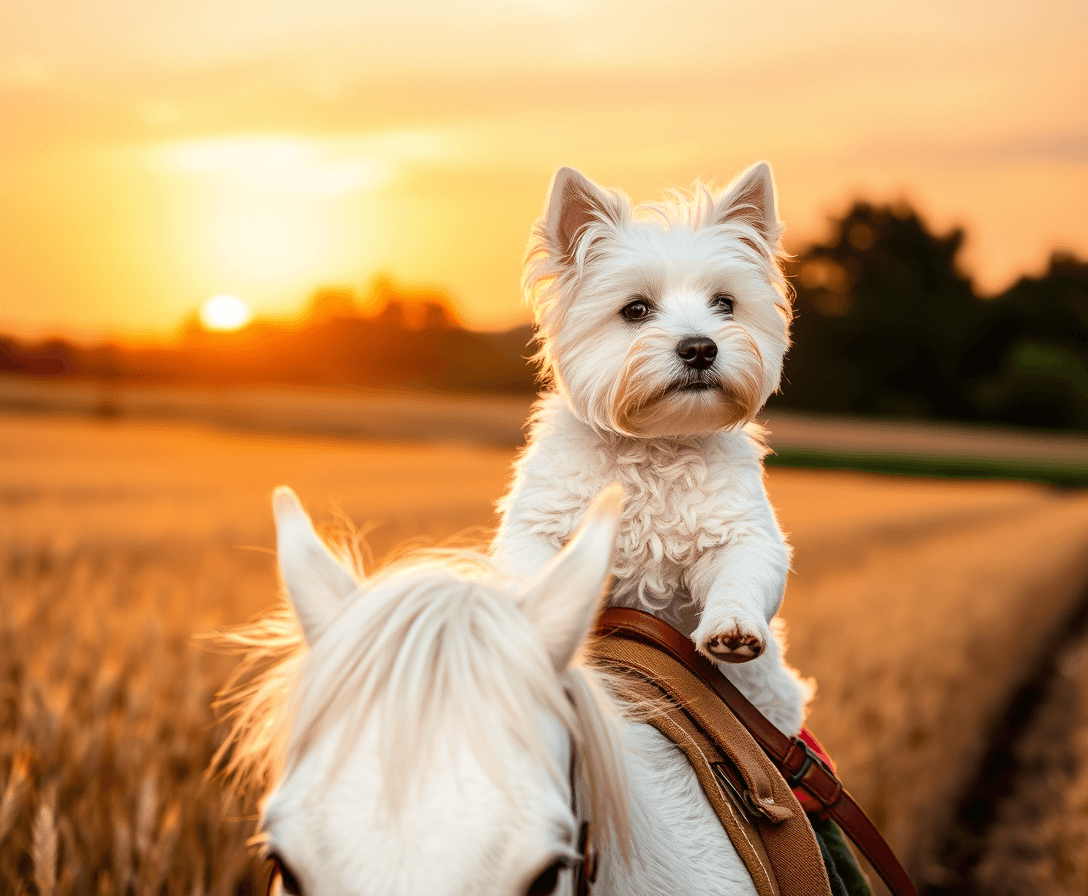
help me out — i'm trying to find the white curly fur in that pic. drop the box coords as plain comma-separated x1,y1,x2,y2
494,163,813,735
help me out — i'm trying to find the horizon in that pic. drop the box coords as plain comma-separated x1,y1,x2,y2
0,275,518,347
1,226,1080,349
3,1,1087,341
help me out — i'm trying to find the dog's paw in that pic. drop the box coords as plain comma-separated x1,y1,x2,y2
700,626,766,663
693,596,773,665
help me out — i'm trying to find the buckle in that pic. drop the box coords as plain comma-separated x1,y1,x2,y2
712,762,788,824
711,761,750,818
784,736,828,788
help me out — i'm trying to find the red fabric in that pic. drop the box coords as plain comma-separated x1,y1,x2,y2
792,727,836,814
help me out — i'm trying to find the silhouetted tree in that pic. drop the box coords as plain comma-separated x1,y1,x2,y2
0,337,75,375
968,253,1088,428
782,202,978,419
775,203,1087,429
308,286,360,321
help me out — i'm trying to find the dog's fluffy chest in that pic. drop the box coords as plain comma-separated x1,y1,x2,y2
506,396,767,611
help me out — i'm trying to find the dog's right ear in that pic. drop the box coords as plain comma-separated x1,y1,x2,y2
544,167,619,260
273,486,359,644
715,161,784,250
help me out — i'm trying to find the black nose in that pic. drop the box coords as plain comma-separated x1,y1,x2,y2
677,336,718,370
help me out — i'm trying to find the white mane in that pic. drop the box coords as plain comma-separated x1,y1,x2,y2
214,548,631,859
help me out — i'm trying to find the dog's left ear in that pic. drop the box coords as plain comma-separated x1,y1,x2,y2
716,161,783,249
544,167,621,260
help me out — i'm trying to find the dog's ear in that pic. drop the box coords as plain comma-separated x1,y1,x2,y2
272,486,359,644
544,167,619,260
716,161,783,248
521,484,623,671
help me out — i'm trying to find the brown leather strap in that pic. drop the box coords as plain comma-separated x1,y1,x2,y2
595,637,833,896
595,607,919,896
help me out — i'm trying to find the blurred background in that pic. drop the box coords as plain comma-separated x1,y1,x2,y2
2,2,1088,895
3,0,1087,437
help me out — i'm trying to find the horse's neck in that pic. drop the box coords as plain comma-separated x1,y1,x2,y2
597,721,757,896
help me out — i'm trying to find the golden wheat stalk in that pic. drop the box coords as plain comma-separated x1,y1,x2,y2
134,772,158,865
113,804,133,894
31,786,58,896
0,748,31,846
147,801,182,895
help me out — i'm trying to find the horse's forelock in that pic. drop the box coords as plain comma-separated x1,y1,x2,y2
291,567,569,802
214,548,631,871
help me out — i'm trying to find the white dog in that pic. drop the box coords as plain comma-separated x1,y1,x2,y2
493,163,811,734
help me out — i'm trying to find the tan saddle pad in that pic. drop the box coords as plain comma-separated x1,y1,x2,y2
591,632,834,896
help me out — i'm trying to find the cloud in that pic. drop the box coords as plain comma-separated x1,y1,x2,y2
146,130,457,196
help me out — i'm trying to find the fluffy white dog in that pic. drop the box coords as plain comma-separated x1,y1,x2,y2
493,163,811,733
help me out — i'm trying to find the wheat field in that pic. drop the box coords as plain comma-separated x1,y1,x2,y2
3,410,1088,893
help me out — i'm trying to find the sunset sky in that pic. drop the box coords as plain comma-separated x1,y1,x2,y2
2,1,1086,340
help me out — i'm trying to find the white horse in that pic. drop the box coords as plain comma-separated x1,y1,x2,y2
217,484,759,896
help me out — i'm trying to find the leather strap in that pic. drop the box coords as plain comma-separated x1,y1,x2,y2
594,607,918,896
594,637,832,896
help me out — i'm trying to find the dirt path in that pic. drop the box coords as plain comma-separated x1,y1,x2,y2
926,593,1088,895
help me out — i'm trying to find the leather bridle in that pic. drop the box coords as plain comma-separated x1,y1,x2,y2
568,696,597,896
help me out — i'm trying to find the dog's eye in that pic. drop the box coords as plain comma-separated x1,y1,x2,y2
712,293,735,317
620,299,651,322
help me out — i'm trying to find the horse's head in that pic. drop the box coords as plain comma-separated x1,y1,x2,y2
247,484,625,896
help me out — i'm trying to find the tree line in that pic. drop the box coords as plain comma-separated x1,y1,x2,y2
775,202,1088,430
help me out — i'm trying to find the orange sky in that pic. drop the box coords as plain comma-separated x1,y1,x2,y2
2,1,1086,339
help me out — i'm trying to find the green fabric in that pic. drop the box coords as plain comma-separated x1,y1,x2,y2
809,816,873,896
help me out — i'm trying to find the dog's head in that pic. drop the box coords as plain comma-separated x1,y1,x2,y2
525,164,792,438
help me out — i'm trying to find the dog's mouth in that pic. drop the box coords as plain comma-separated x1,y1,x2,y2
670,377,723,395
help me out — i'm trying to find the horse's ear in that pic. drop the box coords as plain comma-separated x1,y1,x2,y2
521,484,624,670
272,486,359,644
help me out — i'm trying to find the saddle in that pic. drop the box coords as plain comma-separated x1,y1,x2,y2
590,608,918,896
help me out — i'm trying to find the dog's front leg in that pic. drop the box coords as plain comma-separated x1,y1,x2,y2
686,526,790,664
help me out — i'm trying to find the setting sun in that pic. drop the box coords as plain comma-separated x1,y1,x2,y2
199,294,252,331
